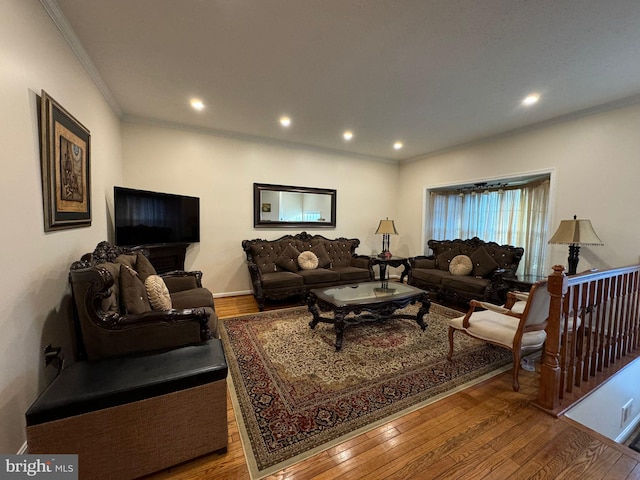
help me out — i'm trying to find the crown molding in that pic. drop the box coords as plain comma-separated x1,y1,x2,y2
40,0,122,116
122,114,399,165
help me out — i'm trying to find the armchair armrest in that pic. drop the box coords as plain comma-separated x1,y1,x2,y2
161,270,204,291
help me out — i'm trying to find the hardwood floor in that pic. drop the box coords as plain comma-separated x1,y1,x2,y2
145,294,640,480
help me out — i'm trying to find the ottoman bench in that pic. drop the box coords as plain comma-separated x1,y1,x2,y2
25,339,228,480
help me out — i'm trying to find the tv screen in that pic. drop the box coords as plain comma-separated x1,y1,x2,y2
114,187,200,246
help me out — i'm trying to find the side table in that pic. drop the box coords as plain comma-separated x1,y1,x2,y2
371,256,411,283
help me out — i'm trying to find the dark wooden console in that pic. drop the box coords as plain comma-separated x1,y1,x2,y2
142,243,189,273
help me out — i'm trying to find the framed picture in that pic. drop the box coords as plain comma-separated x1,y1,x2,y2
39,90,91,231
262,203,271,213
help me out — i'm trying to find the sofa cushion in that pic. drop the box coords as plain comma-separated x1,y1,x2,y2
413,258,436,269
276,245,301,272
170,288,214,310
309,243,331,268
115,253,137,270
449,255,473,276
442,275,490,295
298,251,319,270
436,247,460,271
261,271,304,289
448,311,546,349
135,251,157,282
411,268,451,285
322,240,355,268
297,268,340,285
145,275,172,310
470,247,500,277
119,264,152,314
333,266,370,282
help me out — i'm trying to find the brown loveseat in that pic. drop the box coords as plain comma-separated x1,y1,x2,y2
70,241,217,361
408,237,524,305
242,232,374,310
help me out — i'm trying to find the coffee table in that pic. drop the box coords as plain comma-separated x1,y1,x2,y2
307,281,431,351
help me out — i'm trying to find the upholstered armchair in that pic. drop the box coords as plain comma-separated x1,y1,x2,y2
447,279,550,391
70,241,217,361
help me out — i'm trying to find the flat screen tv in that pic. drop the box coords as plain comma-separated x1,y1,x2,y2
114,187,200,246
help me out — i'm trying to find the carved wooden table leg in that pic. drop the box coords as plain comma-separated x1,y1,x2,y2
415,293,431,331
334,308,346,351
308,293,321,329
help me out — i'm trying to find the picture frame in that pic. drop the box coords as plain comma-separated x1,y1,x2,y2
39,90,91,231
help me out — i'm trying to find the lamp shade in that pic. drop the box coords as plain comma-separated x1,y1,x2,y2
375,219,398,235
548,218,603,246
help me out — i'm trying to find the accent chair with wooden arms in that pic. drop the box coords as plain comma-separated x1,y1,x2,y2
447,279,550,391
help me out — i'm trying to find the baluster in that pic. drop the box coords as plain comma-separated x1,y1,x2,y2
594,278,606,373
583,280,596,381
573,282,587,387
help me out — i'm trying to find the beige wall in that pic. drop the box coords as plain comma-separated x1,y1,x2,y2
121,122,400,295
398,102,640,276
0,0,123,452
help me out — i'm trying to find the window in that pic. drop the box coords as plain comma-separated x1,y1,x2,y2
427,177,550,277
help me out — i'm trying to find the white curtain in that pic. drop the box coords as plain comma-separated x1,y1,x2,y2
428,180,550,277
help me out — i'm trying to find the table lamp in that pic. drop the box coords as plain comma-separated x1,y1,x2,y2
548,215,603,275
375,218,398,258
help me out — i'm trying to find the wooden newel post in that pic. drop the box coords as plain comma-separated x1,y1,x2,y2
537,265,568,412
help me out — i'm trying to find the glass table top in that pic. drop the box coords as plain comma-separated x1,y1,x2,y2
311,281,424,307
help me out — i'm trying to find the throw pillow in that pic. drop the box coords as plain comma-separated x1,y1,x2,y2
135,250,157,283
309,243,331,268
276,244,301,273
298,251,319,270
119,264,152,314
436,247,460,271
470,247,500,277
449,255,473,276
115,253,137,270
145,275,172,310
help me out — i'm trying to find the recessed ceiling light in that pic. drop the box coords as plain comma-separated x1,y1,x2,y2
343,130,353,141
190,99,205,111
393,141,403,150
279,116,291,127
522,94,540,106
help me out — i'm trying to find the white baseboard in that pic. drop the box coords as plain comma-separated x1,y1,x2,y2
17,441,27,454
212,290,253,298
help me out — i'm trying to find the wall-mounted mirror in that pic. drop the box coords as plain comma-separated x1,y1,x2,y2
254,183,336,228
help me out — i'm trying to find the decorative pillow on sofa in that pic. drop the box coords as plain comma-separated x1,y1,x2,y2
119,264,152,314
309,243,331,268
276,245,301,272
449,255,473,276
470,247,500,277
298,251,319,270
436,247,460,271
135,251,157,283
145,275,172,311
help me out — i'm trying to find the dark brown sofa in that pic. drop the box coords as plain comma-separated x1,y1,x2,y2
408,237,524,305
242,232,374,310
70,241,217,361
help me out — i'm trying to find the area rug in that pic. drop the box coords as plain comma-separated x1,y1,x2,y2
220,303,513,479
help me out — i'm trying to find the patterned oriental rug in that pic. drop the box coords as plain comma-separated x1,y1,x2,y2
220,303,513,479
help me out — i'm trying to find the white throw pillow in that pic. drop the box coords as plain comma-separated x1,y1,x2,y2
298,251,319,270
145,275,172,310
449,255,473,276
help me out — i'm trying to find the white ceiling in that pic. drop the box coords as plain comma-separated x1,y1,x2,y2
47,0,640,162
